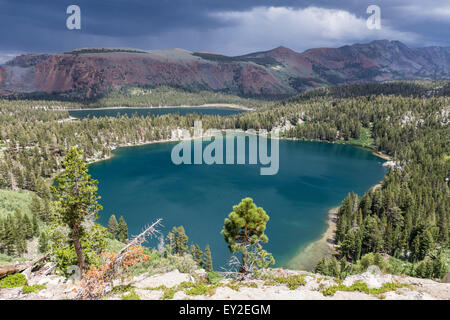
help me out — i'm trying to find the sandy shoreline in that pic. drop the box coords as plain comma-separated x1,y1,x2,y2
66,103,255,112
285,207,338,271
372,151,392,161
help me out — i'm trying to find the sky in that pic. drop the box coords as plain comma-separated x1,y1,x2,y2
0,0,449,62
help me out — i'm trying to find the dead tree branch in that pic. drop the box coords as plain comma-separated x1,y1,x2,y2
76,218,162,299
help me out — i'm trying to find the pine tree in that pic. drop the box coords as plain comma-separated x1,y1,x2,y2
51,146,103,272
314,257,327,275
107,214,119,238
39,231,48,253
41,199,51,222
118,216,129,242
32,212,39,237
167,226,188,255
4,216,15,256
221,197,271,272
23,214,33,239
29,195,42,220
190,244,203,266
327,257,340,277
203,244,213,272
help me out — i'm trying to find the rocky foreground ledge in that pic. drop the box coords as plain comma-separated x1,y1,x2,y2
1,264,449,300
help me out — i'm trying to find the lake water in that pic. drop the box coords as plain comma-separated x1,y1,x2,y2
69,107,244,118
89,137,386,269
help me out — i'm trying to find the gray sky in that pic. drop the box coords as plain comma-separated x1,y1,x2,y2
0,0,449,62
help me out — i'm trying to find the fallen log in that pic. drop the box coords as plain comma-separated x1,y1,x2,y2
0,253,50,279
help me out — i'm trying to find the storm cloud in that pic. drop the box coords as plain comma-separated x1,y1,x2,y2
0,0,449,59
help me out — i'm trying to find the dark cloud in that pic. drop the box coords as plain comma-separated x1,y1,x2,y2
0,0,449,55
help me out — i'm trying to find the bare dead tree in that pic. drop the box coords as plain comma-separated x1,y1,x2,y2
76,218,162,299
219,243,269,280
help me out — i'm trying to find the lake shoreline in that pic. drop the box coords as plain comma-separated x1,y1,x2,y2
67,103,255,112
284,207,338,271
372,151,392,161
282,137,392,161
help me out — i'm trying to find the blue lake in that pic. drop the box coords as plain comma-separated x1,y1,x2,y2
89,137,386,269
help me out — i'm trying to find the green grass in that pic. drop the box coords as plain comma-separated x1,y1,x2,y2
272,274,306,290
444,155,450,165
226,281,258,291
105,238,126,253
184,283,219,296
111,285,136,295
256,272,307,290
0,273,27,288
121,289,141,300
0,253,32,265
22,284,46,294
207,271,224,285
111,285,141,300
146,281,221,299
321,281,410,297
160,286,178,300
0,189,34,219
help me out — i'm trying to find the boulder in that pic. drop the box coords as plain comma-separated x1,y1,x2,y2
193,269,208,282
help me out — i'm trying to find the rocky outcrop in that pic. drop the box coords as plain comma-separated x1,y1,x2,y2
1,266,448,300
0,40,449,99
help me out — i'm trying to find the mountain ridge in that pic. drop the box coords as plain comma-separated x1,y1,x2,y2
1,40,449,99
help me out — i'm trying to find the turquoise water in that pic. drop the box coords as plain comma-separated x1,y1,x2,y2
89,138,386,269
69,107,244,118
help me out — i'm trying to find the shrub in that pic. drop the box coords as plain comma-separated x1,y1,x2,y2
0,273,27,288
321,281,409,297
273,274,306,290
207,271,223,285
112,285,135,295
22,284,46,294
160,287,178,300
121,289,140,300
170,254,197,274
184,283,219,296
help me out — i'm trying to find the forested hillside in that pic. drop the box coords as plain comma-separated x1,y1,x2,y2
0,81,448,281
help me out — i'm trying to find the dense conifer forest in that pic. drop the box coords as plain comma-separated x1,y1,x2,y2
0,81,448,280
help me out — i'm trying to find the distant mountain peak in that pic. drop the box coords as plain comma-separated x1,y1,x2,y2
268,46,296,54
1,40,449,99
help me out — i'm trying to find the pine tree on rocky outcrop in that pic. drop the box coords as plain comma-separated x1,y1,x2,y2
221,197,272,273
